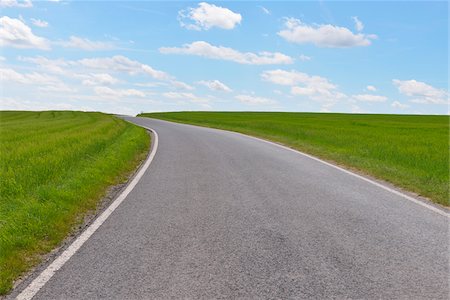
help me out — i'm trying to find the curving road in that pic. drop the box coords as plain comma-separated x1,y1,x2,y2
15,117,449,299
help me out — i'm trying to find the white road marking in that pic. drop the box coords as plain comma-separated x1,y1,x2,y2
16,126,158,300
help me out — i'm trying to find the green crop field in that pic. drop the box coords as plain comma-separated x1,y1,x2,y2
0,111,149,294
139,112,449,206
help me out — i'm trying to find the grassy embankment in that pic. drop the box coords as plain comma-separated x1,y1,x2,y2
139,112,448,206
0,111,149,294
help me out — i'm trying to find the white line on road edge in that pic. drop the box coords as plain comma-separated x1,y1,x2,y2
234,132,449,218
16,126,158,300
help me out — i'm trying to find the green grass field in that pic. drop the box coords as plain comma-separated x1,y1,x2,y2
0,111,149,295
139,112,449,206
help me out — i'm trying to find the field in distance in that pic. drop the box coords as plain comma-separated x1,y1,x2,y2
0,111,149,295
139,112,449,207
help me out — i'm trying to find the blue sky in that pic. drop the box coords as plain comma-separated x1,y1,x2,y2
0,0,448,115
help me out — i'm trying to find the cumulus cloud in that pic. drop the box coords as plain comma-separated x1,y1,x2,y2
179,2,242,30
0,0,32,8
197,80,232,92
94,86,146,98
352,94,387,102
261,69,333,88
19,55,193,95
278,17,376,48
82,73,120,86
366,85,377,92
162,92,210,104
58,36,115,51
140,64,173,81
299,54,311,61
170,80,194,90
235,94,276,105
0,67,31,83
352,16,364,32
0,67,74,92
0,16,117,51
5,55,206,112
19,56,70,74
393,79,448,104
31,18,48,28
391,101,409,109
160,41,293,65
0,16,50,49
78,55,171,80
261,69,346,110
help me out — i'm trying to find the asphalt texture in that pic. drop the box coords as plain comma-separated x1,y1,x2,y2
19,117,449,299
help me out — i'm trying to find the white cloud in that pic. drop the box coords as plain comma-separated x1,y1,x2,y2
162,92,210,104
391,101,409,109
260,6,270,15
14,55,196,109
94,86,146,98
261,69,335,90
366,85,377,92
82,73,119,86
352,16,364,32
299,54,311,61
352,94,387,102
134,82,167,88
160,41,293,65
0,16,50,49
0,0,32,8
0,17,116,51
278,17,376,48
1,67,58,85
393,79,448,104
31,18,48,28
58,36,115,51
197,80,232,92
261,69,346,109
179,2,242,30
39,84,76,93
235,94,276,105
0,67,74,92
20,55,194,96
78,55,171,80
140,64,172,81
170,80,195,90
0,67,29,83
19,56,69,74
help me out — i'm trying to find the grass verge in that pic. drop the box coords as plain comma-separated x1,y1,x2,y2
139,111,448,206
0,111,150,295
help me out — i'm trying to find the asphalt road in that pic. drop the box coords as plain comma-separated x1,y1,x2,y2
17,117,449,299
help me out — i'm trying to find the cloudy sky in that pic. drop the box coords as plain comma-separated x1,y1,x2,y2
0,0,448,115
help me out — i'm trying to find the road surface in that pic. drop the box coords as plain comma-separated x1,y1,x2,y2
14,117,449,299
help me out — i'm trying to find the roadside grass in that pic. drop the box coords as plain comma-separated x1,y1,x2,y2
0,111,150,295
139,112,449,206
